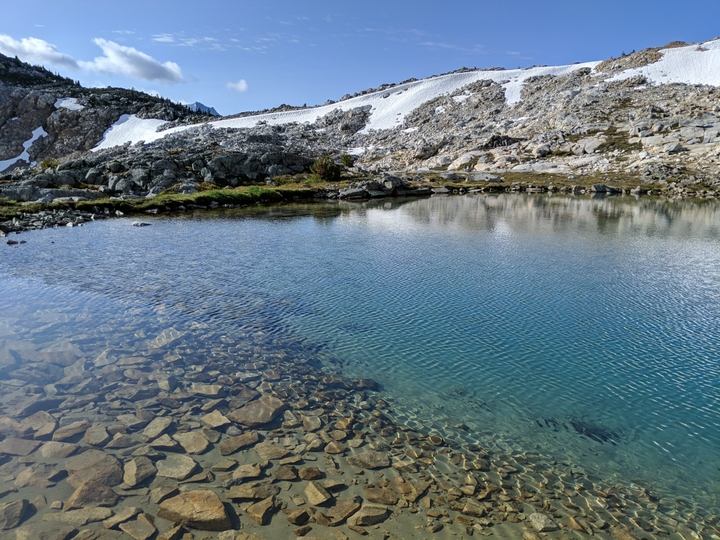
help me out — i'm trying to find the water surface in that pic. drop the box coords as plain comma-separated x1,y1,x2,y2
1,194,719,514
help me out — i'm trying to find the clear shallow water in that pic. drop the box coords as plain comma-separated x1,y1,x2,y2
1,194,719,514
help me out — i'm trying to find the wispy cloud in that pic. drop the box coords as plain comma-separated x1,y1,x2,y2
506,51,521,56
0,34,79,69
420,41,487,54
79,39,184,83
152,33,175,43
226,79,248,92
113,30,135,35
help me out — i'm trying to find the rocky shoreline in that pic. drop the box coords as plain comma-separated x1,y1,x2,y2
0,289,715,540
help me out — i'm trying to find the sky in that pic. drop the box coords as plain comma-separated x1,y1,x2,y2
1,1,718,116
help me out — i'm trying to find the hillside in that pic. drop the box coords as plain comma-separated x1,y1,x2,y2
1,38,720,206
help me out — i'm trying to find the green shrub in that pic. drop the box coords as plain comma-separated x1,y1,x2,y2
340,154,354,168
310,155,342,181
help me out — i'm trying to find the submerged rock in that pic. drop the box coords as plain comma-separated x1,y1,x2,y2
157,490,231,531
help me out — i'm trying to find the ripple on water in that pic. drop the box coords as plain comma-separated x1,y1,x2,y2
0,194,719,515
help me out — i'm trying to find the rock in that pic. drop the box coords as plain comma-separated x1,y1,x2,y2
227,395,285,427
245,496,275,525
226,482,279,500
324,441,345,454
157,490,231,531
15,524,76,540
0,437,41,456
317,499,362,526
20,411,57,439
84,424,111,446
299,467,323,480
273,465,298,481
132,222,151,227
14,462,60,488
156,454,199,481
123,456,157,487
466,172,502,182
364,487,398,506
102,506,142,528
461,500,486,517
664,142,683,154
287,507,313,525
346,450,390,470
118,514,156,540
528,512,559,532
156,524,186,540
141,417,173,441
201,410,230,429
192,384,225,397
74,531,126,540
43,507,113,527
253,442,289,460
218,431,260,455
304,482,333,506
231,462,264,480
0,499,29,529
65,450,123,487
105,433,136,449
140,485,174,507
65,480,120,510
173,431,210,454
347,505,390,527
53,420,91,442
590,183,622,193
40,441,78,458
149,434,181,451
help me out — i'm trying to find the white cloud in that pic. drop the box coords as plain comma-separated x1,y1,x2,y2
226,79,248,92
79,38,184,83
152,34,175,43
0,34,78,69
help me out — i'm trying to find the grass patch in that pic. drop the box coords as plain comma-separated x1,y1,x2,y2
596,127,642,153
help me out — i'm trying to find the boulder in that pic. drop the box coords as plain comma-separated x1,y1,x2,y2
347,505,390,527
245,496,275,525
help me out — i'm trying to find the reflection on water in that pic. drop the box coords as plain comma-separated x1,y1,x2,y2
1,194,719,525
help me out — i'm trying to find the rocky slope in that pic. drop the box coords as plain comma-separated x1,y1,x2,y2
1,38,720,204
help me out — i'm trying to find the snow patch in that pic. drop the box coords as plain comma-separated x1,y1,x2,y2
54,97,84,111
608,39,720,87
93,114,168,151
0,127,48,172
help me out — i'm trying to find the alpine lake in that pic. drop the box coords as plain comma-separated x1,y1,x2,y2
0,193,718,540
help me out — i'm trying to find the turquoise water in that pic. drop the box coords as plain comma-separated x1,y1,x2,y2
1,194,719,514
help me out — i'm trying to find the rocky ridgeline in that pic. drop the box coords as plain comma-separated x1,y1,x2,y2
0,316,710,540
1,44,720,207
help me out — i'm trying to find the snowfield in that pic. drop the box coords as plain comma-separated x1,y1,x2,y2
93,38,720,152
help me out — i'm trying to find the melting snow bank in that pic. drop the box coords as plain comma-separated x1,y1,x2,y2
609,39,720,86
0,127,48,172
54,97,84,111
92,38,720,152
93,114,168,151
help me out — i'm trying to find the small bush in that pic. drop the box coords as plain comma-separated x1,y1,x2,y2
40,158,59,170
340,154,354,168
310,155,342,181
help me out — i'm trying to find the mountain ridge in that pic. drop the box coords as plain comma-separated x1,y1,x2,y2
1,38,720,205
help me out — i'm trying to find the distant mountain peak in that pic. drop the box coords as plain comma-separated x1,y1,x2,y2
185,101,219,116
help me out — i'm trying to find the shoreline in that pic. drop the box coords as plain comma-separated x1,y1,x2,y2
3,174,720,238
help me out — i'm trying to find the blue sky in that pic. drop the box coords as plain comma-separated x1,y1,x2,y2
1,0,718,115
